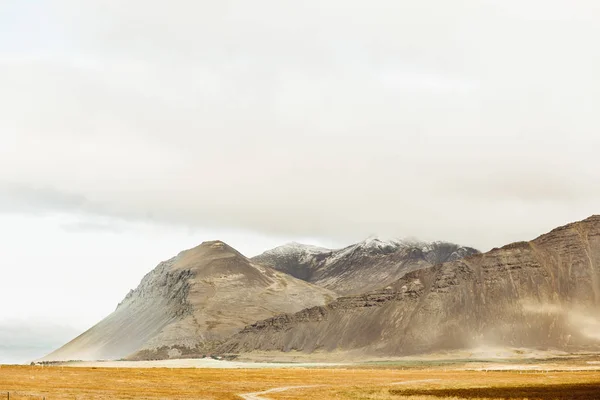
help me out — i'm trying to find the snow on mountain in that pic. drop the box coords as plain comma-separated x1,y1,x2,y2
253,237,480,295
261,242,331,257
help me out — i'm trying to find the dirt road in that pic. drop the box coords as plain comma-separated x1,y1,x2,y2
239,385,321,400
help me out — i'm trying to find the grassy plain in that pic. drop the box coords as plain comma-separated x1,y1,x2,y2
0,364,599,400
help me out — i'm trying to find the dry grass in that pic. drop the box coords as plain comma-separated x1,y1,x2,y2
0,365,598,400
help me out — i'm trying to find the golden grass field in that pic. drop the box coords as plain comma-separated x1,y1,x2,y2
0,365,599,400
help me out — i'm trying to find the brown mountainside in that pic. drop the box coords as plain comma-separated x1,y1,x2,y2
220,216,600,356
42,241,335,361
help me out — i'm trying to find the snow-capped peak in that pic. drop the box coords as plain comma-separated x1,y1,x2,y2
263,242,331,257
358,236,404,249
356,236,433,251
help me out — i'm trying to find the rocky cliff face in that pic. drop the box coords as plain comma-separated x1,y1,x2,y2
253,239,479,295
220,216,600,355
42,241,335,361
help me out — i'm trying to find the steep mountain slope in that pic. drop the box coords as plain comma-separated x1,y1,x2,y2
42,241,335,361
220,216,600,356
253,238,479,295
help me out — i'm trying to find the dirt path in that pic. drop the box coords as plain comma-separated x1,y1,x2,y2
239,385,321,400
389,378,441,385
238,380,441,399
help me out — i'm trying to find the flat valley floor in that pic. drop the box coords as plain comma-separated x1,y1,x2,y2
1,356,600,400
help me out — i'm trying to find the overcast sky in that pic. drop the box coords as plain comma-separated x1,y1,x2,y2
1,1,600,362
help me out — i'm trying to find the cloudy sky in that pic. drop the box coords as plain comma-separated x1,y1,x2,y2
1,1,599,362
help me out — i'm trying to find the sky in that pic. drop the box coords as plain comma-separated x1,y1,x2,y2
1,1,600,363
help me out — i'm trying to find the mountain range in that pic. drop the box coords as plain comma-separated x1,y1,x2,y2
221,216,600,356
253,238,479,295
42,216,600,361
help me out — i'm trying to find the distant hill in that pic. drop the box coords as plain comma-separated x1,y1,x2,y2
220,216,600,356
253,238,479,295
41,241,335,361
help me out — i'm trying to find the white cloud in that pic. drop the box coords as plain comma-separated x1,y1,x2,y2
2,0,599,250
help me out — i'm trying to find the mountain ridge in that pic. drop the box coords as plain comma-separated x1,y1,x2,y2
219,215,600,356
253,238,479,295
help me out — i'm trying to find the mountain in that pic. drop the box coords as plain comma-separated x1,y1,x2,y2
41,241,335,361
220,216,600,356
252,238,479,295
